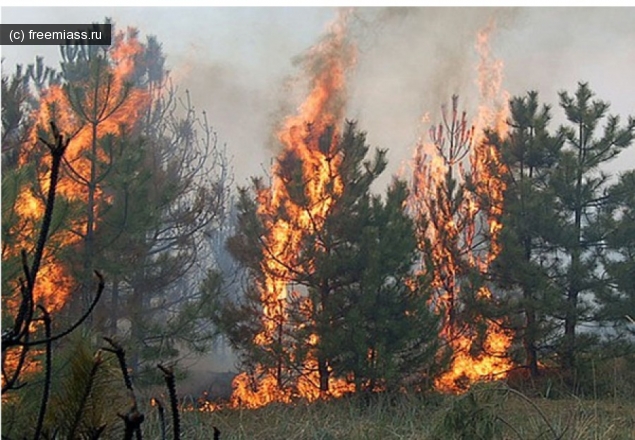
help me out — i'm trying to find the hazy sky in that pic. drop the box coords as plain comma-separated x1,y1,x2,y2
2,7,634,190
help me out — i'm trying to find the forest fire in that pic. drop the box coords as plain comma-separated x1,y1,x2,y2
228,11,357,408
409,22,513,393
3,9,634,439
216,19,516,410
5,13,513,410
0,7,635,440
7,31,149,314
2,31,151,394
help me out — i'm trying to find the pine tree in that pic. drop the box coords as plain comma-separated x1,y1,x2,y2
410,96,511,392
550,82,634,371
218,121,438,398
2,25,231,374
2,59,74,318
323,179,441,392
596,170,635,338
494,91,563,376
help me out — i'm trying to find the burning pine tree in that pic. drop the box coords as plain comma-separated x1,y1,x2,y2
3,29,150,319
214,12,441,408
227,12,356,407
408,24,513,393
2,25,229,382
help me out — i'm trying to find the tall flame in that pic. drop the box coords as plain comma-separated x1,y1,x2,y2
409,22,513,393
230,11,357,408
2,30,151,394
7,31,149,314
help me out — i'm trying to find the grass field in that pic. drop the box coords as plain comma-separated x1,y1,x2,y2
4,348,634,439
141,385,635,440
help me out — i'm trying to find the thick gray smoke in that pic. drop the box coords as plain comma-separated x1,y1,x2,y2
345,8,520,189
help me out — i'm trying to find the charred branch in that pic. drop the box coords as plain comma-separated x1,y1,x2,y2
158,364,180,440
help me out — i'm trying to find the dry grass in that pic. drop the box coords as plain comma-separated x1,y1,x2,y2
139,386,635,440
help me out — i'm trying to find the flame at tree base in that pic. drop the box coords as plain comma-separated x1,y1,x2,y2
229,355,357,409
435,314,513,392
230,368,293,409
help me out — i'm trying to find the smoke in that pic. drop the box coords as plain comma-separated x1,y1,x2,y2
182,7,520,192
342,8,518,190
169,57,279,187
3,6,634,378
337,7,633,189
174,8,514,191
351,8,516,111
175,341,238,399
145,7,635,191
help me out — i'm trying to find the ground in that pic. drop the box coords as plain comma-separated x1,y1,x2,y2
141,385,635,440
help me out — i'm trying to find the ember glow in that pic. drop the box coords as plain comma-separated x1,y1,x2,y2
409,22,513,393
229,12,357,408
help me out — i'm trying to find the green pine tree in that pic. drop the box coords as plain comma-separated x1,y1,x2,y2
494,91,563,376
596,170,635,338
550,82,634,372
324,179,441,392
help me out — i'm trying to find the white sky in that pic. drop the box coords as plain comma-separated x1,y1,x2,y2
2,6,634,189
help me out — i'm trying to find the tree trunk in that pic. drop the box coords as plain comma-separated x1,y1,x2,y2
562,119,585,373
129,283,144,374
276,311,284,390
316,283,331,396
523,233,539,377
317,355,329,396
109,278,120,335
562,244,580,372
523,302,539,377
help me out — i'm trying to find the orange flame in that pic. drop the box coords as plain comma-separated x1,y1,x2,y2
229,11,357,408
409,21,513,393
6,30,150,314
2,29,152,394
